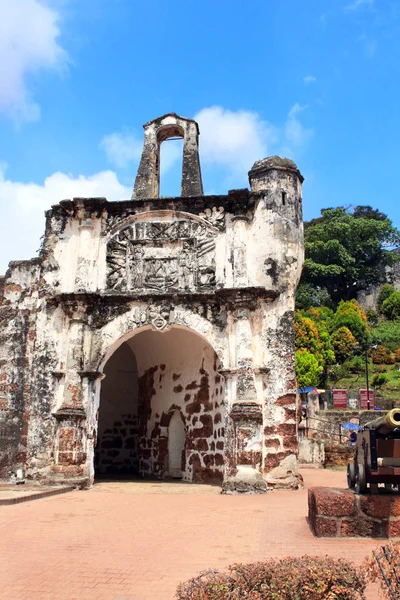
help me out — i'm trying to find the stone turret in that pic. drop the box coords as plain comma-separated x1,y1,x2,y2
249,155,303,226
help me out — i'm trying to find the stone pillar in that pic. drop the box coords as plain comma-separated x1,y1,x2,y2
132,126,159,199
181,120,203,197
232,216,249,288
75,218,95,292
222,297,266,493
53,301,88,480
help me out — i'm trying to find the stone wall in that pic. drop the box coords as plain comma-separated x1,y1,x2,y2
324,444,353,467
309,410,385,444
298,438,325,466
309,487,400,538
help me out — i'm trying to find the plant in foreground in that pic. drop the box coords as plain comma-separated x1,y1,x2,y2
176,556,366,600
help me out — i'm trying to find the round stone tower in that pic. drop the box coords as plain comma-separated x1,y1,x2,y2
248,155,304,227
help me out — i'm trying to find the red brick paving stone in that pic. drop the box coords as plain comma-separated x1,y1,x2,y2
0,468,381,600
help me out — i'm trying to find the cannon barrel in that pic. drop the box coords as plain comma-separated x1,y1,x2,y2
364,408,400,435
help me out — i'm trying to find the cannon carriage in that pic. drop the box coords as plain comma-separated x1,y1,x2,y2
347,409,400,494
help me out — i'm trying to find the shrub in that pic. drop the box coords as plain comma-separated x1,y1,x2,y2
370,320,400,351
371,373,388,388
176,556,367,599
395,348,400,363
372,345,394,365
382,291,400,320
377,283,396,313
349,355,365,373
331,326,357,362
296,349,323,389
366,308,379,326
334,300,369,344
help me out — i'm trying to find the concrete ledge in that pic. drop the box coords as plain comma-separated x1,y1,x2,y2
309,486,400,538
0,485,76,506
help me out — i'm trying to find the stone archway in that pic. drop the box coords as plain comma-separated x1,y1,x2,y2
94,325,225,484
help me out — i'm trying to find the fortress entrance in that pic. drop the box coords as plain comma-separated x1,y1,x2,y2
95,326,225,484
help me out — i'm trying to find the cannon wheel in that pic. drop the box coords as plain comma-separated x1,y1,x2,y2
347,462,356,489
355,463,367,494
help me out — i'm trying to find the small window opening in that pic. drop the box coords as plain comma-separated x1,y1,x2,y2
282,191,287,206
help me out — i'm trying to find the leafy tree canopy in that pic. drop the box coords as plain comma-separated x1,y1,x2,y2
302,206,400,303
295,349,323,389
382,291,400,320
334,299,369,344
377,284,396,313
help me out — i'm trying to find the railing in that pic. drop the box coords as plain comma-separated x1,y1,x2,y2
300,415,349,445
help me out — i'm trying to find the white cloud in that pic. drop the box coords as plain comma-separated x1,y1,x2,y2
0,0,68,122
303,75,317,85
0,165,130,273
345,0,374,12
194,106,277,172
100,133,143,169
284,103,314,148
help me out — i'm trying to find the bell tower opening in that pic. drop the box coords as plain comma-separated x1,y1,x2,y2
159,136,184,197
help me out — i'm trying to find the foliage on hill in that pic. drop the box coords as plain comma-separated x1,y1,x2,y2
298,205,400,307
295,205,400,392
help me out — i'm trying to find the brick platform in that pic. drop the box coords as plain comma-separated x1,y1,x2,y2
309,486,400,538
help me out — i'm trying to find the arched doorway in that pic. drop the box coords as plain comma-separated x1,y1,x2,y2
95,326,225,484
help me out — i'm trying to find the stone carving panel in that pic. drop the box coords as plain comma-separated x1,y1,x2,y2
106,219,217,293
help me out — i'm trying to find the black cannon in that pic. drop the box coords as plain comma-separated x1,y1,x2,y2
347,409,400,494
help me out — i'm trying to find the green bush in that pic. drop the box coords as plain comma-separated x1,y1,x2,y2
366,308,379,326
349,355,365,373
331,326,357,362
382,291,400,320
377,283,396,313
334,300,369,344
372,373,388,388
176,556,366,599
370,320,400,351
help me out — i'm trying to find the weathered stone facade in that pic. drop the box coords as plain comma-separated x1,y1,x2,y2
0,113,304,491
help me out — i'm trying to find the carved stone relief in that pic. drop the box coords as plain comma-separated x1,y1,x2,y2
106,219,218,293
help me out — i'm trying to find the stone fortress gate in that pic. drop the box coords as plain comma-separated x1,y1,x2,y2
0,113,304,492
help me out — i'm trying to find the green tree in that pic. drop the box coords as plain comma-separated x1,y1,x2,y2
334,299,369,344
331,326,357,362
294,313,321,354
377,283,396,313
381,291,400,320
302,206,400,303
295,349,323,389
295,283,333,310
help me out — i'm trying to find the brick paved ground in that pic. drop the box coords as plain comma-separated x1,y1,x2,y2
0,469,383,600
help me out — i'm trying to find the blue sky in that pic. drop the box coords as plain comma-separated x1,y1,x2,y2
0,0,399,273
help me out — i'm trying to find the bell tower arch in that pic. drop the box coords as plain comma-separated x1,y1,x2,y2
132,113,204,199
